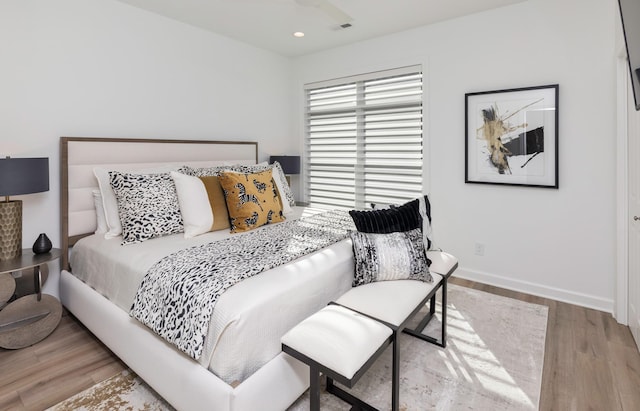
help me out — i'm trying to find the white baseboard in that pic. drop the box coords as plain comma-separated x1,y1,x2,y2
453,267,614,314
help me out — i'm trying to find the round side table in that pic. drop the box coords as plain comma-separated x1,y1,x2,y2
0,272,15,309
0,248,63,349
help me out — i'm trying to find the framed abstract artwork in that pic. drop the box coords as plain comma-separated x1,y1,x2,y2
465,84,559,188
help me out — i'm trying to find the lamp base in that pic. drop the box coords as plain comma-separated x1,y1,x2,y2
0,200,22,261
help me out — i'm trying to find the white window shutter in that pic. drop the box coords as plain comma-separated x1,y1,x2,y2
304,66,423,209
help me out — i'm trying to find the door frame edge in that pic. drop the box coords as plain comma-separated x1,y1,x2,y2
616,51,629,325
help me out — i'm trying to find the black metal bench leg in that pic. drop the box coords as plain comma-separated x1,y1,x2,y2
400,276,448,348
326,376,379,411
392,332,399,411
429,293,436,316
441,278,447,348
310,365,320,411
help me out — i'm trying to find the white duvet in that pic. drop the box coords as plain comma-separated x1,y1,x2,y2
69,207,354,384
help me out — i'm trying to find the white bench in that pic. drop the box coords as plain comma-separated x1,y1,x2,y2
281,304,393,411
282,251,458,410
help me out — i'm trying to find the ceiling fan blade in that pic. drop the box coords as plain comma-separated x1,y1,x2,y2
316,0,352,24
295,0,353,25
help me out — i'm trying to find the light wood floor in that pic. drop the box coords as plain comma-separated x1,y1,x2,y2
1,278,639,411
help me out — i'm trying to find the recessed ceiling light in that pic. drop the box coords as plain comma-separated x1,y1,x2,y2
293,32,305,38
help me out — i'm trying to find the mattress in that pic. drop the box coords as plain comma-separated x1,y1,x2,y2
69,206,355,384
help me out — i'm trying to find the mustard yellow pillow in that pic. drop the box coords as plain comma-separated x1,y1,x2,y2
199,176,230,231
218,169,285,233
171,171,231,237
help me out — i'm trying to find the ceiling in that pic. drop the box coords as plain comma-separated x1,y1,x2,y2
115,0,527,57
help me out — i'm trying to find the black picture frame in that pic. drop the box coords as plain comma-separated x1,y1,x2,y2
465,84,559,188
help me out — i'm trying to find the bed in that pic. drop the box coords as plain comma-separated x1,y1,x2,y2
59,137,356,410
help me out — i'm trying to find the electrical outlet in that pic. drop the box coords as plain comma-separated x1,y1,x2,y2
474,242,485,256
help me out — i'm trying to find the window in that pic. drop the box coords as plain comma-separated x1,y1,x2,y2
304,66,423,210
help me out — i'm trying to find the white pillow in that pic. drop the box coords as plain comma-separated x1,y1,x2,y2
171,171,214,238
94,165,178,239
92,189,108,234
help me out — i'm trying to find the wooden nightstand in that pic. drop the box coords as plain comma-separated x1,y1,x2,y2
0,248,63,349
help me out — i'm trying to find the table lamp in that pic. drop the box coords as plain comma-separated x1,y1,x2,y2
270,155,300,185
0,157,49,261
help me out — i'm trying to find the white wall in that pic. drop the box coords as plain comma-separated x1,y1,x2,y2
0,0,620,312
0,0,294,284
293,0,618,312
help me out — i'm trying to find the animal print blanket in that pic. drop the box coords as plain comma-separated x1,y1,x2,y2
130,209,355,360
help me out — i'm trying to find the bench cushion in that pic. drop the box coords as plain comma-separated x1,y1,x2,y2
426,251,458,277
281,305,392,380
335,276,443,327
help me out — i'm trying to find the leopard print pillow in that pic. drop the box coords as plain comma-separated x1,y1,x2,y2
218,169,285,233
271,161,295,206
109,172,184,244
181,164,228,177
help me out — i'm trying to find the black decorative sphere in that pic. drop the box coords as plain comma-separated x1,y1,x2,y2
32,233,52,254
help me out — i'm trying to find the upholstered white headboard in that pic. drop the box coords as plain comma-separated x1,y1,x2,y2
60,137,259,270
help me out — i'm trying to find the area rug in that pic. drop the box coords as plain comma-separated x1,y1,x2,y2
48,369,172,411
49,284,548,411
